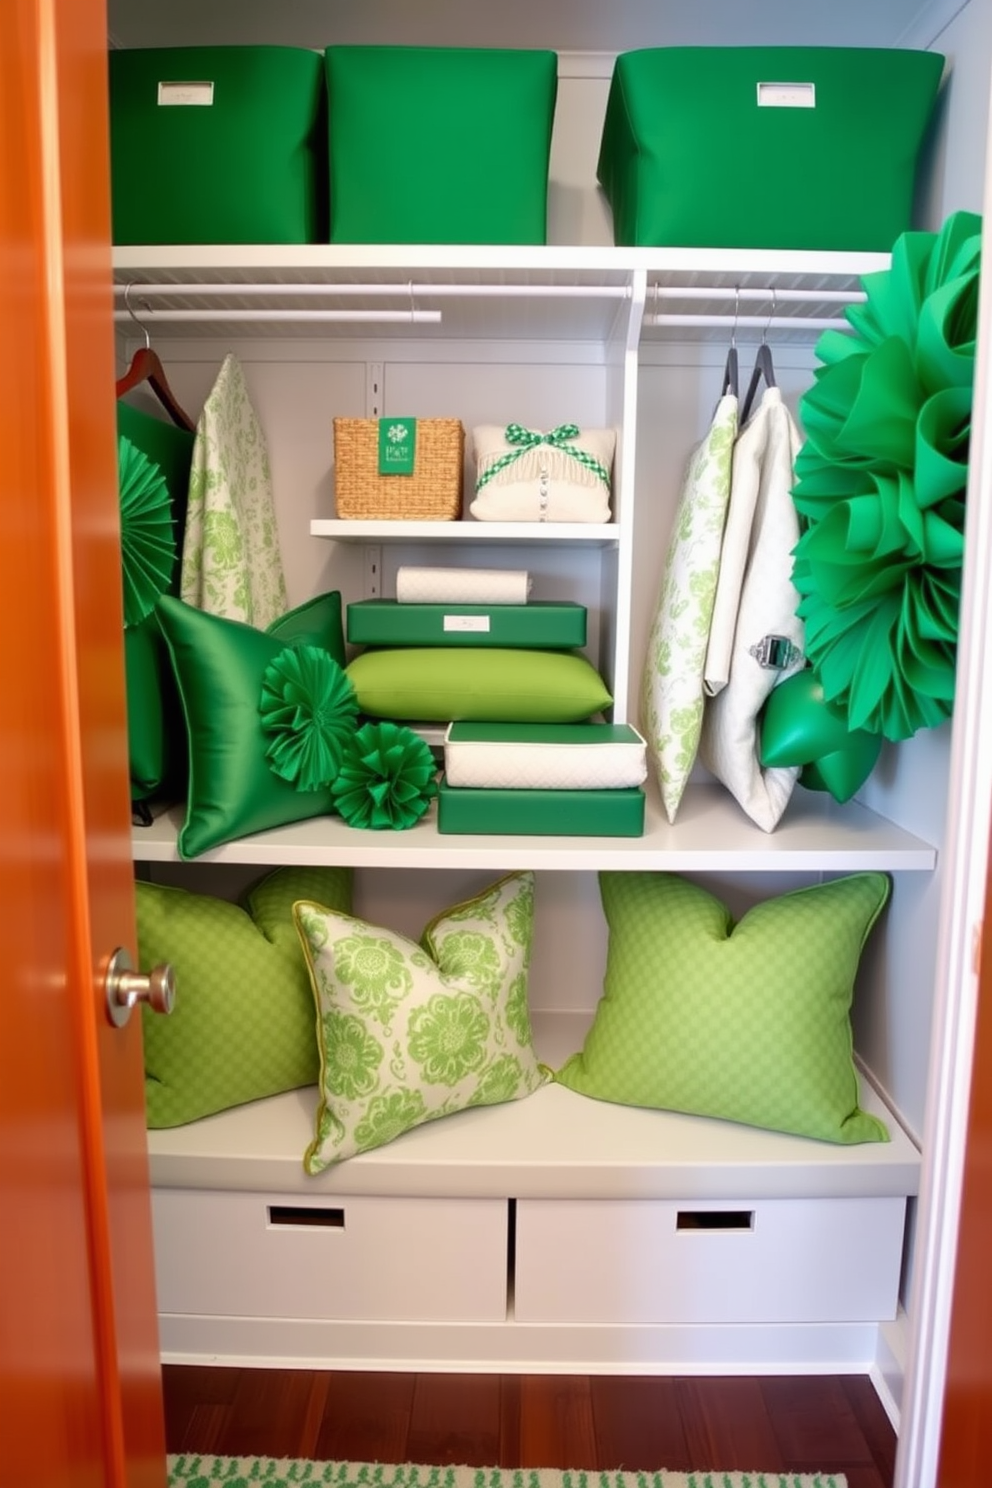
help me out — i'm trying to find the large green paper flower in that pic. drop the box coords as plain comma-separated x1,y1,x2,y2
259,644,358,793
331,720,438,830
791,210,981,742
118,434,176,628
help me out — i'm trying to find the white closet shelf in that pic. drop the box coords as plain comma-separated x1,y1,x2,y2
132,786,936,871
312,519,619,545
147,1012,920,1204
112,244,890,344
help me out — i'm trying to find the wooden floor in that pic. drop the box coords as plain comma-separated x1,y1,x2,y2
164,1367,896,1487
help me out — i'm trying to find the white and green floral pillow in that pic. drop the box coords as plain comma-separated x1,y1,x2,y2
293,871,549,1172
641,392,738,823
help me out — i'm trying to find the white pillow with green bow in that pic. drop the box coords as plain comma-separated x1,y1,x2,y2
471,423,615,523
294,871,549,1172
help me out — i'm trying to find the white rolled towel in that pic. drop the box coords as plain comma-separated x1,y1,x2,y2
396,566,532,605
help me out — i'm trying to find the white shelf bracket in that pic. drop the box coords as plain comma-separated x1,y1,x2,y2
366,361,384,417
363,544,382,599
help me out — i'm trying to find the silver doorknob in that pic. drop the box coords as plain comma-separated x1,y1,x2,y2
105,946,176,1028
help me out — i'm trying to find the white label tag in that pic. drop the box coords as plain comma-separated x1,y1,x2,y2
757,82,816,109
158,81,215,107
444,615,491,633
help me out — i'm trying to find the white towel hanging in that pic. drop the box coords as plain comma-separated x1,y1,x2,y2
698,385,805,833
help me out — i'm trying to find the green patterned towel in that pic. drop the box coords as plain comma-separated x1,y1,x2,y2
181,351,288,628
167,1457,847,1488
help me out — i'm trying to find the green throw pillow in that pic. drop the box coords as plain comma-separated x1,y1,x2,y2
139,864,352,1127
294,871,549,1172
156,590,348,859
557,871,891,1145
346,647,612,723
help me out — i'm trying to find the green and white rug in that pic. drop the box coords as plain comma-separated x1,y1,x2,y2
167,1458,847,1488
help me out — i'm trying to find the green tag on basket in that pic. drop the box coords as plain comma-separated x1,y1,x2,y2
378,417,417,476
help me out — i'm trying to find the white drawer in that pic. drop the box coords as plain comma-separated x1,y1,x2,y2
153,1189,508,1323
513,1195,906,1325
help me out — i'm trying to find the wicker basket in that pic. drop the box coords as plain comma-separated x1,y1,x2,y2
333,418,464,520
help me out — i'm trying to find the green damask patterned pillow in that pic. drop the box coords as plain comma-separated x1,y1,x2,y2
641,392,737,823
557,870,891,1145
294,871,549,1172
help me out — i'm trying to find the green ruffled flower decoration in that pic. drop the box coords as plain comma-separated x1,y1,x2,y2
118,434,176,629
790,209,981,743
332,721,438,830
259,644,359,793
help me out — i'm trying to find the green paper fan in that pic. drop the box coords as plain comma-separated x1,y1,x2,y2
259,644,359,793
118,433,176,629
792,210,982,742
332,720,438,831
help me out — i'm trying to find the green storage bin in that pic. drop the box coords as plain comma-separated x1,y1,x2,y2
437,778,645,837
109,47,327,244
598,47,945,251
347,600,587,650
324,46,558,244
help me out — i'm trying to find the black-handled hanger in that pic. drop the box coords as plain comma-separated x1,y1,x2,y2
740,290,778,423
115,285,195,432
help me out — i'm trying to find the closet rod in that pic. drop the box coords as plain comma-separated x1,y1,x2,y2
112,308,443,325
648,285,865,306
644,313,849,330
111,282,631,301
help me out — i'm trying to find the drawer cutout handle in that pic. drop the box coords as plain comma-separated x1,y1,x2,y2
268,1205,345,1229
676,1210,754,1231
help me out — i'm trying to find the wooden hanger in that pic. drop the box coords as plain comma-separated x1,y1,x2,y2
740,290,778,423
115,285,195,432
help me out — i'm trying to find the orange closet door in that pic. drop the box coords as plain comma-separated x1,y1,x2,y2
0,2,166,1486
937,823,992,1485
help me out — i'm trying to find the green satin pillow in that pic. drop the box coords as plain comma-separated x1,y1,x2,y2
346,647,613,723
140,864,352,1127
156,590,347,859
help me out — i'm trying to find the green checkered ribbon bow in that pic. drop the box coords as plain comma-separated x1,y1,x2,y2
475,422,611,491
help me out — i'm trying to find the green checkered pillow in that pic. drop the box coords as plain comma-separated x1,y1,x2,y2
556,871,891,1144
139,865,352,1127
294,871,549,1172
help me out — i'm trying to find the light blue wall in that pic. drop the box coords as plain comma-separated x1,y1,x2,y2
919,0,992,225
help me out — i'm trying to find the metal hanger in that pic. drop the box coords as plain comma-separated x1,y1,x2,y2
740,289,778,423
721,286,740,400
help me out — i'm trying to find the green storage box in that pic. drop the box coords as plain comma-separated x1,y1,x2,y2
437,778,645,837
347,600,587,650
598,47,945,250
324,46,558,244
109,47,327,244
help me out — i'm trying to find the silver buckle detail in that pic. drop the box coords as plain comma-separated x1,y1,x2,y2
749,634,804,670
